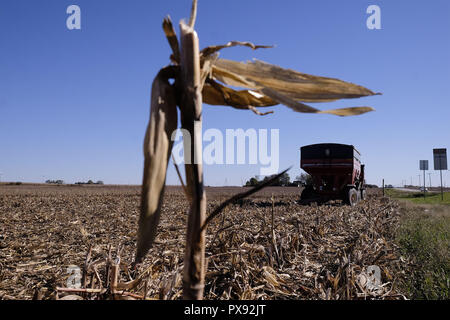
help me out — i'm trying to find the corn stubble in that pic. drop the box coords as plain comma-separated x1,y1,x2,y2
0,186,407,300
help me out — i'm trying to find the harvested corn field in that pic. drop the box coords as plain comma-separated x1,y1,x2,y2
0,185,408,300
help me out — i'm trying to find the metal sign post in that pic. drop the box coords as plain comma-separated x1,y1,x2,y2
420,160,428,199
433,149,447,201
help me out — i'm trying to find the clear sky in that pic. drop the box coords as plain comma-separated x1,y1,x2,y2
1,0,449,187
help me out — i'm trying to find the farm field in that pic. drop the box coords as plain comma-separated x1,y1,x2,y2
387,189,450,206
1,184,407,300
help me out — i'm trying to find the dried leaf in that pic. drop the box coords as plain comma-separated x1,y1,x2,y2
201,41,273,59
163,16,180,64
213,59,378,102
203,79,276,108
136,67,178,264
205,58,379,116
262,266,281,288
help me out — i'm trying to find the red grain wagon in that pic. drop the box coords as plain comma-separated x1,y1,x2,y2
300,143,366,206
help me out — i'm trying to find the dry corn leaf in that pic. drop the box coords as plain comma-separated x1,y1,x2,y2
203,58,379,116
262,266,280,288
201,41,273,58
213,59,377,102
136,67,178,264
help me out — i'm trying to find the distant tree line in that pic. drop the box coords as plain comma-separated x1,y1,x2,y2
243,173,378,189
244,172,313,187
45,179,105,185
45,180,64,185
75,180,104,185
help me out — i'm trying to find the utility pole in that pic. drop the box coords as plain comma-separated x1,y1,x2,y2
418,174,421,188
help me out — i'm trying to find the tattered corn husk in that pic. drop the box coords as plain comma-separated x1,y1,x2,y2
136,67,178,264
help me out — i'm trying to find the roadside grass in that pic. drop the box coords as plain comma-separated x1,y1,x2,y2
386,189,450,205
393,200,449,299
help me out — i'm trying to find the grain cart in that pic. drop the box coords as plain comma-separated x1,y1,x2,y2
300,143,366,206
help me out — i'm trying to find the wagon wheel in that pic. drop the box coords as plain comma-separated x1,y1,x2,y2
301,186,314,200
347,188,358,206
360,189,367,201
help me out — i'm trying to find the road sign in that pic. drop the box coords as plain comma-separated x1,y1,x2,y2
420,160,428,171
419,160,428,199
433,149,447,170
433,148,447,201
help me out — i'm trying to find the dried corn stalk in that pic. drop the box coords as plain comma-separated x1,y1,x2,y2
179,21,207,300
135,0,380,300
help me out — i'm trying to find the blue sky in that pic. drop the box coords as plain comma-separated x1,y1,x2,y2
0,0,449,187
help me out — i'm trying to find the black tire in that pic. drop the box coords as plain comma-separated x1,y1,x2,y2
301,186,314,200
346,188,359,206
360,189,367,201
